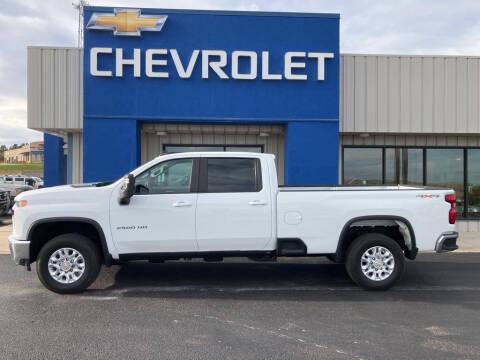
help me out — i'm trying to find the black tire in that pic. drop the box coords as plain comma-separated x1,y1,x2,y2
36,233,101,294
345,233,405,291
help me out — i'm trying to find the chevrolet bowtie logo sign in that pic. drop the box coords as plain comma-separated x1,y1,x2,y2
86,9,167,36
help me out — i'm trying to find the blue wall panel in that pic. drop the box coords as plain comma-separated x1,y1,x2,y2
83,7,340,184
44,133,66,187
285,121,339,185
83,118,139,182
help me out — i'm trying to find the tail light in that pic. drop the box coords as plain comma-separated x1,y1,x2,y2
445,194,456,224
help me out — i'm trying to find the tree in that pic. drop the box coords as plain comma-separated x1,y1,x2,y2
0,145,6,162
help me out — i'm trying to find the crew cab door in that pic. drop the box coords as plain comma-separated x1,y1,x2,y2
196,156,273,251
110,157,198,254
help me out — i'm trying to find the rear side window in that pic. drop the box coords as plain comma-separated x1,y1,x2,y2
15,178,23,181
6,177,12,181
206,158,262,193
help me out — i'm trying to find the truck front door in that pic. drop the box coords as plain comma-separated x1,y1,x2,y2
110,158,198,254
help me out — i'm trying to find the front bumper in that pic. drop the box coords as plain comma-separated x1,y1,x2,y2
8,235,30,265
435,231,459,253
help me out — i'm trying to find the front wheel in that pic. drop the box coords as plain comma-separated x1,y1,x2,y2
345,233,405,291
36,233,101,294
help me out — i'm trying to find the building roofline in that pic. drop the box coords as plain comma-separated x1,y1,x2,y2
342,53,480,59
28,46,81,50
83,6,340,19
27,46,480,59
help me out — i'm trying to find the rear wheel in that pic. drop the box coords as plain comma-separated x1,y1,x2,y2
345,233,405,290
36,233,101,294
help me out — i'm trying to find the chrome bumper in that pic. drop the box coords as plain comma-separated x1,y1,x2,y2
8,235,30,266
435,231,459,253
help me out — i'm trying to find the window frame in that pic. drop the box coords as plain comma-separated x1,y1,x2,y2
163,144,264,154
342,145,478,219
133,157,200,196
198,157,263,193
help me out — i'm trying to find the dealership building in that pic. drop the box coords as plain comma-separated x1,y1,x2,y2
27,6,480,237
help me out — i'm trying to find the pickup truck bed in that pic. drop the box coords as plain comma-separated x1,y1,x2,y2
277,184,454,255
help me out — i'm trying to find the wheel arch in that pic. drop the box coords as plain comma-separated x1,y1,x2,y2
27,217,112,266
335,215,418,261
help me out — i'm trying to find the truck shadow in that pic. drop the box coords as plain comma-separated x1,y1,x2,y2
99,259,353,289
89,254,480,307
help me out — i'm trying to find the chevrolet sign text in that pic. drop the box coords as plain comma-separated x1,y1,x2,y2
90,48,334,81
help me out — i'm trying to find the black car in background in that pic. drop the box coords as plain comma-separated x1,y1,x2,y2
0,188,11,216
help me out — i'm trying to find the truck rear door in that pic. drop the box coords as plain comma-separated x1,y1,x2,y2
195,156,272,251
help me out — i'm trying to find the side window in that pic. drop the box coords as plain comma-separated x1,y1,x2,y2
206,158,262,193
135,158,193,195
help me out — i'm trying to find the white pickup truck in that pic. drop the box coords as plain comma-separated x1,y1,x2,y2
9,152,458,293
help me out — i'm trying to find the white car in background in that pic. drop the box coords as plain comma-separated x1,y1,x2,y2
2,175,43,189
3,175,27,185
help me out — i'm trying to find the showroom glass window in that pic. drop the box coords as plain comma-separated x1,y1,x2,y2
426,149,464,212
342,146,477,218
384,148,396,184
399,149,423,185
383,148,424,185
467,149,480,218
343,148,382,184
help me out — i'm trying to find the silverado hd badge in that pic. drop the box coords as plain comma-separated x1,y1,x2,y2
116,225,148,230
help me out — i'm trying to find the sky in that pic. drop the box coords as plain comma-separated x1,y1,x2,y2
0,0,479,146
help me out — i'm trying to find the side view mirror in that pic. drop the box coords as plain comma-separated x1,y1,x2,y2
119,174,135,205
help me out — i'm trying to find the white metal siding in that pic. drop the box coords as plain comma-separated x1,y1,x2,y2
27,47,83,131
141,124,285,184
341,54,480,134
72,133,83,184
27,48,480,137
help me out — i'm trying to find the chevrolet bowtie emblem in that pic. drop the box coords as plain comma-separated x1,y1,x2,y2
86,9,167,36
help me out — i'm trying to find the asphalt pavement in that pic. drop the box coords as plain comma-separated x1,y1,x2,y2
1,253,480,360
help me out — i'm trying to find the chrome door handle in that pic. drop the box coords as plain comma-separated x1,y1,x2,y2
249,200,267,206
172,201,192,207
